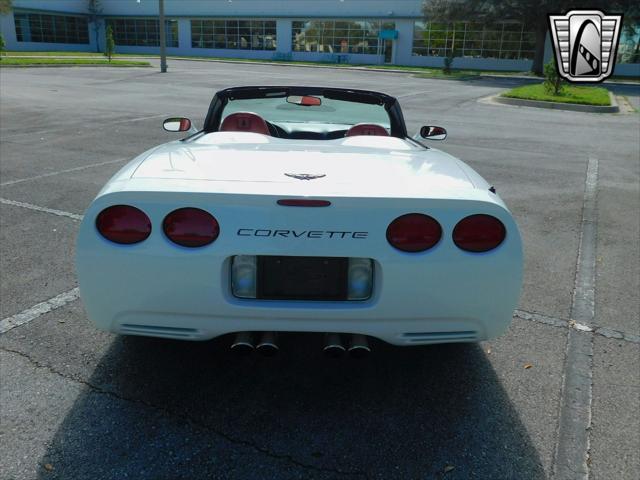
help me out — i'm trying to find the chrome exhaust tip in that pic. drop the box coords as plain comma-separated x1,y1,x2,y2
348,334,371,359
256,332,279,357
323,333,346,358
230,332,255,355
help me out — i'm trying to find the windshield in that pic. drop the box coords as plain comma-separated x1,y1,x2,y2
222,95,390,128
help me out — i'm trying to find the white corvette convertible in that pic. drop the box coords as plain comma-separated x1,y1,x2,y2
76,86,523,357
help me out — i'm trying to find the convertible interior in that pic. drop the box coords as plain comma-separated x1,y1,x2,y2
219,111,390,140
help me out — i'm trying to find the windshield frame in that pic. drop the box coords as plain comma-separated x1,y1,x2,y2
203,86,408,138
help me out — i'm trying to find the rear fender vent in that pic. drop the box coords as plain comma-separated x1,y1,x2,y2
120,324,200,339
400,331,478,343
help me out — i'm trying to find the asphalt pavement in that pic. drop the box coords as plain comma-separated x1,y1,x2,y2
0,60,638,480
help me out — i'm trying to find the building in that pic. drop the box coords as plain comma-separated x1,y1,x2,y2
1,0,638,76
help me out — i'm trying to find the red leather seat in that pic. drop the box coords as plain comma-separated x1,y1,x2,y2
220,112,270,135
345,123,389,137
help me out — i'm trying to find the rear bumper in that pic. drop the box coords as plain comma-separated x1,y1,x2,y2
77,246,522,346
111,311,492,345
77,193,523,346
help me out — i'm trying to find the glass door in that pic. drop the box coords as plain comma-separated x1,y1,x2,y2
383,39,393,63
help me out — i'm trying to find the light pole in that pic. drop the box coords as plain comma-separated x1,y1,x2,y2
158,0,167,72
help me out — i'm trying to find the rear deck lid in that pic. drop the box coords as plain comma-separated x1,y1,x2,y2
129,132,479,199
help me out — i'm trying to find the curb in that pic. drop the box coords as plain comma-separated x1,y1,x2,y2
166,56,449,75
139,56,495,80
494,92,619,113
3,56,470,77
147,57,640,84
0,64,151,68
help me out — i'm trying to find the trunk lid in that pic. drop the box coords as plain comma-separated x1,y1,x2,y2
127,132,481,200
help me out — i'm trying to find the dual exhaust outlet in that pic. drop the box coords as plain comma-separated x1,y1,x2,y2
230,332,371,358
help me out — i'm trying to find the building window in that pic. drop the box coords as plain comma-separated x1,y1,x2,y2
412,21,535,60
292,20,394,54
191,20,276,50
106,18,178,47
14,12,89,44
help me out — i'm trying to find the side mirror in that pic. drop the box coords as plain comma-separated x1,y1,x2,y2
418,125,447,141
163,117,195,133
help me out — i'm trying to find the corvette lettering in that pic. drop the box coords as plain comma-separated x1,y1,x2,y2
237,229,368,239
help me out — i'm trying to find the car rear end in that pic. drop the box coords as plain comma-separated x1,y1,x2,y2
76,187,523,346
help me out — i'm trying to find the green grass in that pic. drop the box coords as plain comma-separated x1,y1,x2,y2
0,57,151,66
413,70,482,80
502,83,611,106
167,54,346,65
5,50,104,56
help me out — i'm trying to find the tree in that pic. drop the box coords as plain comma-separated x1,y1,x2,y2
0,33,5,60
0,0,12,15
619,5,640,64
105,24,115,62
87,0,103,53
422,0,633,75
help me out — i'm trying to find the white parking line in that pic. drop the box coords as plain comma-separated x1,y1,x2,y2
553,156,599,479
0,288,80,334
397,90,434,98
0,198,83,221
2,113,167,139
0,157,128,187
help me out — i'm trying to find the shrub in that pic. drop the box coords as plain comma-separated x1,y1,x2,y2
105,25,115,61
443,51,455,74
543,59,564,96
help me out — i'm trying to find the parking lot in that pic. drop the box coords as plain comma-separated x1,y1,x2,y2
0,61,638,479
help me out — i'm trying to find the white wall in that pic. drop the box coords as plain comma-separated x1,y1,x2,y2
276,19,292,55
11,0,88,14
177,18,191,50
0,11,19,47
95,0,421,18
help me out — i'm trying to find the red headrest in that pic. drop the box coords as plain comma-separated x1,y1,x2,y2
220,112,270,135
345,123,389,137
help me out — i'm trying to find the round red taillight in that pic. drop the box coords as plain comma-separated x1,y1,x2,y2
163,208,219,247
386,213,442,252
453,214,506,252
96,205,152,245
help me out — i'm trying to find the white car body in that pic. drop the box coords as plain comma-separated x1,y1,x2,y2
76,131,523,346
